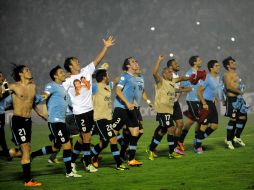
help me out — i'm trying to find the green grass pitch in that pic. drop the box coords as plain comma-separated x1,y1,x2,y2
0,115,254,190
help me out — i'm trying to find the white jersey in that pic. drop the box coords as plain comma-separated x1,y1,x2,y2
63,62,95,114
173,72,180,102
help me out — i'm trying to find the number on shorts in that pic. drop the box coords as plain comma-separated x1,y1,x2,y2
106,124,113,132
81,119,85,127
165,115,171,121
18,128,26,136
58,130,63,137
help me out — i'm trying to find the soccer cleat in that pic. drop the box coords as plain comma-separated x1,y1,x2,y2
48,158,61,164
24,180,42,187
71,163,77,174
194,147,204,154
177,141,186,151
86,164,98,173
174,147,185,155
226,141,235,150
66,171,82,178
233,137,246,146
92,157,99,168
146,149,154,160
116,164,129,171
169,152,182,159
127,159,143,166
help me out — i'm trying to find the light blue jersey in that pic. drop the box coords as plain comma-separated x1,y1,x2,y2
134,74,145,107
114,72,136,109
45,82,67,123
182,68,200,101
200,74,220,101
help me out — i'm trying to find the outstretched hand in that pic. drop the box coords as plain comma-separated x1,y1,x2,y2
103,36,115,48
158,54,164,61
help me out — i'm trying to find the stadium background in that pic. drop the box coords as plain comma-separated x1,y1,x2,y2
0,0,254,123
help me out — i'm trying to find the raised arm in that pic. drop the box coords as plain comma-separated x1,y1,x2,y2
153,55,164,84
93,36,115,67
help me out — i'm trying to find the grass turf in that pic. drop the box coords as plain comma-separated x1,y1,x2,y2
0,115,254,190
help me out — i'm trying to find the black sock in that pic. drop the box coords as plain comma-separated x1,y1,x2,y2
150,126,160,149
167,134,175,154
174,136,180,148
91,144,103,157
149,131,164,151
128,136,138,161
179,129,189,143
195,130,198,139
22,163,31,183
63,149,72,174
117,135,123,146
110,143,122,166
120,131,131,159
203,127,215,139
235,119,247,138
31,145,55,159
71,141,82,163
83,143,91,166
195,131,204,148
227,120,236,141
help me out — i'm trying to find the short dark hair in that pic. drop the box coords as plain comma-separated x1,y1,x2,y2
122,57,133,71
222,56,235,70
93,69,107,82
167,59,175,67
11,64,26,82
207,60,218,72
189,56,199,67
64,57,77,72
49,65,62,81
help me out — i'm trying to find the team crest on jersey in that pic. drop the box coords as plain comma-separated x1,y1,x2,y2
120,76,125,80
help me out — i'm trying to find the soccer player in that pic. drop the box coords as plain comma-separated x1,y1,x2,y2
168,59,191,154
113,57,143,166
8,65,42,186
178,56,203,149
62,36,115,172
89,66,128,170
223,57,248,149
195,60,221,153
119,66,152,160
133,66,152,143
31,66,82,177
147,55,189,160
